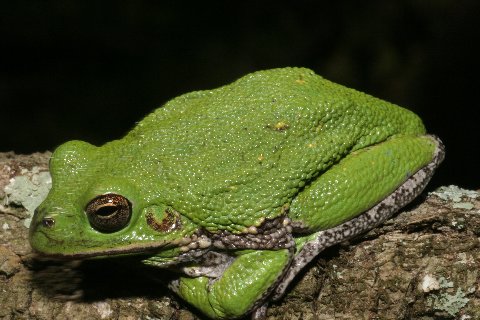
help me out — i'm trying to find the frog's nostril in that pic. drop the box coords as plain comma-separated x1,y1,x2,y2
42,217,55,228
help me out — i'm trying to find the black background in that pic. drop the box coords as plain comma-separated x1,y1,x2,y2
2,1,479,189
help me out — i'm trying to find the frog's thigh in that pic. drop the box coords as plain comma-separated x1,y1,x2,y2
170,249,292,319
289,134,443,230
273,135,444,300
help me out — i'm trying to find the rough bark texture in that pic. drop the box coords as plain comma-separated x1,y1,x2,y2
1,152,479,320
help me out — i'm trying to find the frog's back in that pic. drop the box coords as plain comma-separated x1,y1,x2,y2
121,68,425,231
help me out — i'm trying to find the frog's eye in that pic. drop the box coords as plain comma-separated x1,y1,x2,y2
85,194,132,233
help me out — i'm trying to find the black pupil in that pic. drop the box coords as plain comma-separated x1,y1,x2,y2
86,194,132,233
96,205,119,217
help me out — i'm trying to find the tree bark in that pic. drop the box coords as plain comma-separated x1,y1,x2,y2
1,152,478,320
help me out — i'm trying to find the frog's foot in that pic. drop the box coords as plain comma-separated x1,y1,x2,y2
272,135,445,300
167,215,298,319
169,248,294,320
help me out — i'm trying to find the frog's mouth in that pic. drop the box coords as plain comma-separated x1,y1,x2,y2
29,223,171,260
32,241,168,260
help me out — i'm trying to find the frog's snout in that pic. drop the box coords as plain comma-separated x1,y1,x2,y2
29,207,58,253
32,207,55,229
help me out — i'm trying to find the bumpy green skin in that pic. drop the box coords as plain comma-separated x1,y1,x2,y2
29,68,438,319
290,134,435,230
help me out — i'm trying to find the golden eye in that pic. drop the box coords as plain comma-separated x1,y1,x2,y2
85,194,132,233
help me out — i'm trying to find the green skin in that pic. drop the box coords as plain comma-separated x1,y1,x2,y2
29,68,443,319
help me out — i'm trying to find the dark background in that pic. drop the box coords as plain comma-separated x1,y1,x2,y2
2,1,479,189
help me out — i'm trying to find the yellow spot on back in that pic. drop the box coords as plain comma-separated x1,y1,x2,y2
274,122,289,131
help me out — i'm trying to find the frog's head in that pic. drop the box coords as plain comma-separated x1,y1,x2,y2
29,140,199,261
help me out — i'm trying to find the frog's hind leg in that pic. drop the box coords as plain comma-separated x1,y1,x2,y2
272,135,445,300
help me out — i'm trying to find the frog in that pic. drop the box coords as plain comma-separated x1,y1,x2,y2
29,67,444,319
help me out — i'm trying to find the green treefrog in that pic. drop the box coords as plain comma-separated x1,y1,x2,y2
29,68,444,319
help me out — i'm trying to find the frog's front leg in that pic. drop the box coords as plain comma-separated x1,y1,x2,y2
272,134,445,300
169,249,292,319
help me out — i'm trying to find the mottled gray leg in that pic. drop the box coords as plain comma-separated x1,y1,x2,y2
272,135,445,300
180,251,235,278
251,303,268,320
167,252,235,296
